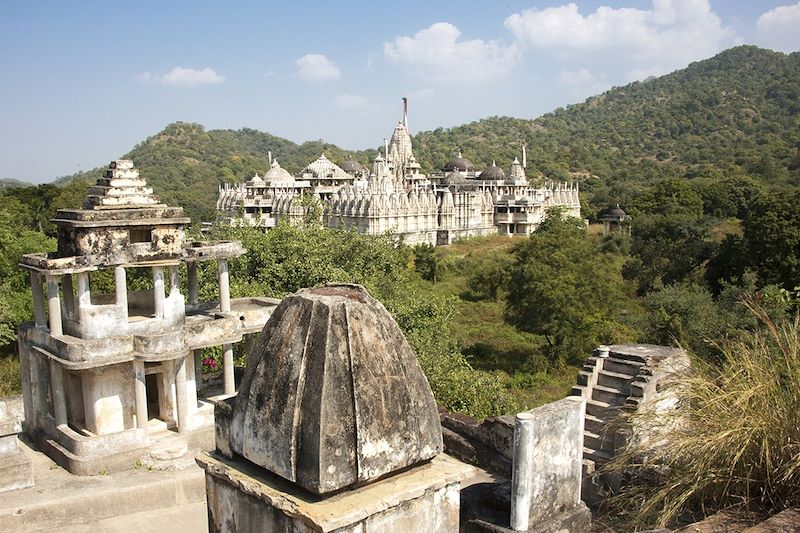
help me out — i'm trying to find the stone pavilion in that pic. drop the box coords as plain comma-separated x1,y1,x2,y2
17,160,278,475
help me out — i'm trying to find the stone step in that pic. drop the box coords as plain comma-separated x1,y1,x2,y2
582,446,612,465
591,384,627,406
583,413,606,434
586,399,618,419
601,357,644,376
583,431,615,453
609,350,648,364
597,369,633,392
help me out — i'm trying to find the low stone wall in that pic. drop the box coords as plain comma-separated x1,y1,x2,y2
439,407,515,478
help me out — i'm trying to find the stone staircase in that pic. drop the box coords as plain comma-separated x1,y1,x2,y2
572,346,648,466
571,344,691,506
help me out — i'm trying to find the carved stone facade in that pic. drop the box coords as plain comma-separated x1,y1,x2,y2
217,101,582,244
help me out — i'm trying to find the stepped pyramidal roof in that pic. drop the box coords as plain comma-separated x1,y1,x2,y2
299,154,350,179
83,160,165,210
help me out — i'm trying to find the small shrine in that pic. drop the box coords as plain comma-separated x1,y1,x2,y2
17,160,277,475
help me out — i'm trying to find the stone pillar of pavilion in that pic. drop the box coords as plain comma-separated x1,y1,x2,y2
199,284,473,533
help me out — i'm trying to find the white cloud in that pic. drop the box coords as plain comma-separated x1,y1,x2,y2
383,22,520,82
295,54,341,81
505,0,734,80
557,68,610,99
335,94,375,110
757,2,800,52
160,67,225,86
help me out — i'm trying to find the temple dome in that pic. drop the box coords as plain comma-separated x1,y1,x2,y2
443,169,468,185
300,154,350,179
264,160,294,185
247,173,264,186
443,151,475,172
478,162,506,181
230,284,443,495
341,157,367,175
608,205,627,217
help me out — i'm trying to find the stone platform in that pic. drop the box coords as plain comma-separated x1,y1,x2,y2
0,436,206,533
199,451,475,532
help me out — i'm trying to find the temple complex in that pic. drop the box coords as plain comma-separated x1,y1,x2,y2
216,100,581,244
16,160,278,475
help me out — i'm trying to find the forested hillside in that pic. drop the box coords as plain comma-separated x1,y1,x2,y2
417,46,799,182
33,45,799,223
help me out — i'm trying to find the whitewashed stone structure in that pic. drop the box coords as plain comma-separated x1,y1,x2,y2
201,284,473,532
17,160,278,475
216,100,582,244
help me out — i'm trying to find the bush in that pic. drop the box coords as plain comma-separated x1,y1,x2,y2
607,303,800,528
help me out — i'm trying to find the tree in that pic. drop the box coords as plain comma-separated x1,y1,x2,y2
505,209,627,364
741,190,800,290
412,244,439,283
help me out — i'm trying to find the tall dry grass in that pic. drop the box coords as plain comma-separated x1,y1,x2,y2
606,302,800,529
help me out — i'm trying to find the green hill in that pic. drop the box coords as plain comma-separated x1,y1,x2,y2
414,46,799,199
50,45,800,222
0,178,30,189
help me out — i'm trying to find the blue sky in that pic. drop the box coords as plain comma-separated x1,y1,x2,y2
1,1,798,183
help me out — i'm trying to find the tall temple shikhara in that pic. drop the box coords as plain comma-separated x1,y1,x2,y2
17,160,277,474
217,98,582,245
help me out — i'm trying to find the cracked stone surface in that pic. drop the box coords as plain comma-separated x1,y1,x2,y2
230,284,443,495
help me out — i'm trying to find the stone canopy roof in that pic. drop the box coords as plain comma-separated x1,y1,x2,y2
229,284,443,495
479,162,506,181
264,159,295,185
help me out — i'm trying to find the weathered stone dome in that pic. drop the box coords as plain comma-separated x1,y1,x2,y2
444,169,468,185
443,151,475,172
478,162,506,181
341,157,367,175
230,284,443,495
608,205,627,217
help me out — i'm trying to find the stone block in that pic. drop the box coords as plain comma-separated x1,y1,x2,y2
199,452,473,533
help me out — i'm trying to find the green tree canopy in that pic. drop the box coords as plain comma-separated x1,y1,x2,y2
505,210,628,364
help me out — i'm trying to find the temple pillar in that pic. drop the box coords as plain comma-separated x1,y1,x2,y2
186,350,198,417
169,265,180,295
114,266,128,319
218,260,231,313
76,272,90,322
153,267,165,318
223,343,235,395
50,360,68,426
174,355,188,432
30,272,46,327
193,349,203,390
62,274,76,320
133,360,148,433
187,263,198,305
46,275,62,336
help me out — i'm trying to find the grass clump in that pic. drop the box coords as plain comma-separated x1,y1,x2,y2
607,302,800,529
